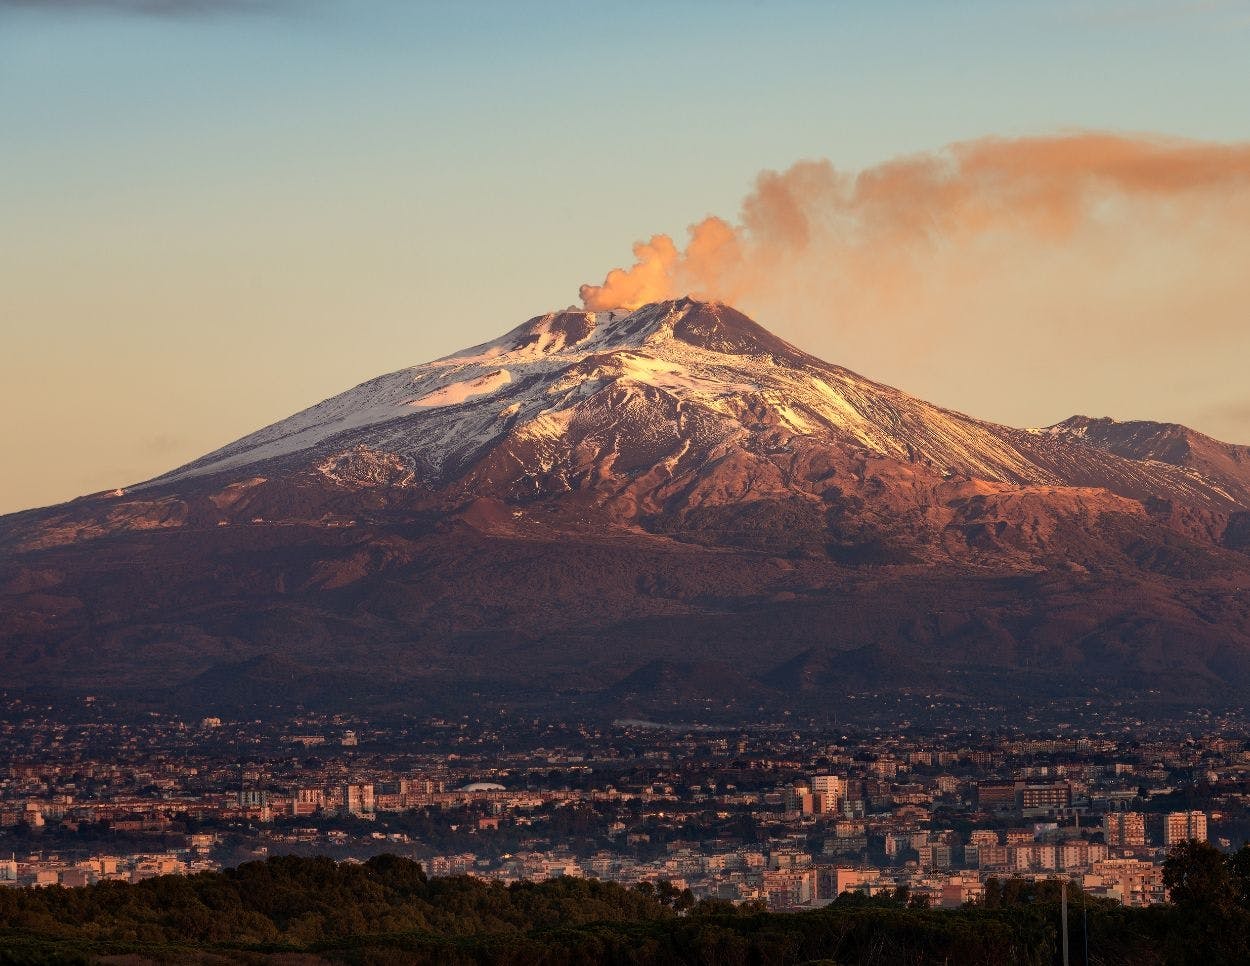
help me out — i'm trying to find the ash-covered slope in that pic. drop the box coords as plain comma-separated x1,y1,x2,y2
3,299,1250,718
1046,415,1250,507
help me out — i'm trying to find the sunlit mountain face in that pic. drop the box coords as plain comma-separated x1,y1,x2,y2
3,299,1250,719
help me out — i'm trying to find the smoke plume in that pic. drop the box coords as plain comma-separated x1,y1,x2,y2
580,134,1250,314
579,133,1250,443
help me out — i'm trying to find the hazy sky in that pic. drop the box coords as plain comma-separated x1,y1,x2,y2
3,0,1249,514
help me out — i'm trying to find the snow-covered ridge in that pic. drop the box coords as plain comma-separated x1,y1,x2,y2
136,299,1247,510
142,299,813,486
412,369,512,408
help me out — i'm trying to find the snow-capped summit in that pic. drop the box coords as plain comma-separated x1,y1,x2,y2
149,299,810,486
144,299,1249,516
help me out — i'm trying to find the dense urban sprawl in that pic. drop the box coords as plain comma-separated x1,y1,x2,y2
3,696,1247,912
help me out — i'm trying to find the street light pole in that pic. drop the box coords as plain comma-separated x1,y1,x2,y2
1083,888,1089,966
1061,878,1070,966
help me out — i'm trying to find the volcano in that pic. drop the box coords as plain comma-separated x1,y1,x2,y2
3,299,1249,718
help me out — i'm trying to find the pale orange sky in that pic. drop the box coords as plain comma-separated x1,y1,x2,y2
2,1,1249,514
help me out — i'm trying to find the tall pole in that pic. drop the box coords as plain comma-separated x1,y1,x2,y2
1083,888,1089,966
1061,878,1070,966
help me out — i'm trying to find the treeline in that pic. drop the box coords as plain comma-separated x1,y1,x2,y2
0,844,1249,964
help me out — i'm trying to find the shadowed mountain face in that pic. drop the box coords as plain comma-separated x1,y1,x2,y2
2,298,1249,719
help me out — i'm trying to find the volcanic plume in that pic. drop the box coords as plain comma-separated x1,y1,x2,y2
580,133,1250,445
579,133,1250,313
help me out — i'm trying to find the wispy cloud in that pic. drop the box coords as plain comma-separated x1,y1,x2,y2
1204,399,1250,426
138,433,184,456
0,0,285,16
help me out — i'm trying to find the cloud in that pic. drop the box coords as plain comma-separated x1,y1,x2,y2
138,433,184,455
0,0,284,16
1204,399,1250,429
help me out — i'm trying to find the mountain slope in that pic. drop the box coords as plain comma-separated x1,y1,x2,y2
2,299,1249,718
142,299,1247,513
1046,415,1250,505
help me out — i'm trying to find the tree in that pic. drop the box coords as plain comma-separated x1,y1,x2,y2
1162,841,1250,966
1230,844,1250,909
1163,840,1237,911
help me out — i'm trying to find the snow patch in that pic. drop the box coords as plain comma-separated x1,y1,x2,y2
412,369,512,408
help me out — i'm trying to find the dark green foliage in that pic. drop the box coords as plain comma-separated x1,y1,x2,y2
0,851,1248,964
1157,841,1250,965
1165,840,1237,909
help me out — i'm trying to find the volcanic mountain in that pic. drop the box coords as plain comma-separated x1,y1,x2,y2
3,299,1249,718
